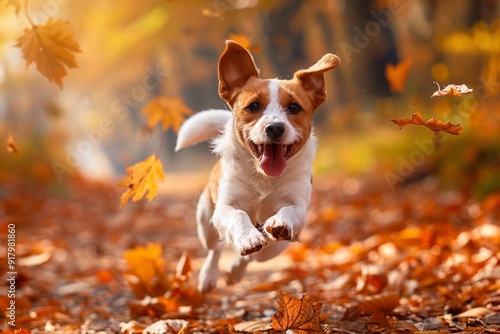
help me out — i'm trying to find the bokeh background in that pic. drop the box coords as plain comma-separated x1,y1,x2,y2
1,0,499,198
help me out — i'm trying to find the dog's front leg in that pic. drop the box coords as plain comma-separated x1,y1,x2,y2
213,204,267,255
262,205,307,241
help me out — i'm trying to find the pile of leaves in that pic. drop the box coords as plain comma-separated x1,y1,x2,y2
0,172,498,333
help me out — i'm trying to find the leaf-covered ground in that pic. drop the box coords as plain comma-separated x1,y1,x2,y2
0,173,499,333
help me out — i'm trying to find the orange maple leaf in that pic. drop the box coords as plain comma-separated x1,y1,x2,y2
431,82,473,97
385,59,413,93
15,18,81,88
123,243,166,283
390,111,462,135
141,97,192,132
227,33,261,54
118,154,165,207
271,291,325,333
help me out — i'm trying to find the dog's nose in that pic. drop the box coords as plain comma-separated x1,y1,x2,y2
265,123,285,140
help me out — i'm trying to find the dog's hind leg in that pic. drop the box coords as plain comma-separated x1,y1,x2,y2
196,189,222,293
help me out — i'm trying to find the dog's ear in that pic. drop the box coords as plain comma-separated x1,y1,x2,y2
294,54,340,106
219,40,259,106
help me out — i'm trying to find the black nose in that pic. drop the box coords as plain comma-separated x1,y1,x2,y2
265,122,285,140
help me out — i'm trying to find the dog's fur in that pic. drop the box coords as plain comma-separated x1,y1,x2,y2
176,41,340,292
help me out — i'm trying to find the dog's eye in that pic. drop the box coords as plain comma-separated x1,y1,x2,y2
247,101,261,113
287,103,302,114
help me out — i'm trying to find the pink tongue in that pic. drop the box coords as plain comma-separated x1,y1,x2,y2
259,144,286,177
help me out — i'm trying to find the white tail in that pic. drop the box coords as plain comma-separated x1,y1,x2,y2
175,109,232,151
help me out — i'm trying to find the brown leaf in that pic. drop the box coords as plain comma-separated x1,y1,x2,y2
385,59,413,93
175,251,192,278
141,96,192,132
271,291,325,333
357,292,400,315
6,133,19,153
118,154,165,207
431,82,473,97
390,112,462,135
15,18,81,88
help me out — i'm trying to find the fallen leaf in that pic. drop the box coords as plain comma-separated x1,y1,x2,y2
175,251,192,278
143,319,190,334
431,82,473,97
141,97,192,132
118,154,165,207
233,320,272,332
390,112,463,135
123,243,166,286
357,292,400,315
385,59,413,93
6,133,19,153
15,18,81,88
271,291,325,333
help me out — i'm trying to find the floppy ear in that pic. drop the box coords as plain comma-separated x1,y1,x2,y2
294,54,340,106
218,40,260,106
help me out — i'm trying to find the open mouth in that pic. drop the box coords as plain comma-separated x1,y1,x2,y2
248,141,298,177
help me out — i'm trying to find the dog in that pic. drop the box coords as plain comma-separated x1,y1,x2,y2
176,40,340,292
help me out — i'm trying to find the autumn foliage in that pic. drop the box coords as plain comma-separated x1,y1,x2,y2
1,1,500,334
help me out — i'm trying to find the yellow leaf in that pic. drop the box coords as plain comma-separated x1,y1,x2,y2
15,18,81,88
431,82,473,97
118,154,165,207
385,59,413,93
123,243,166,283
141,96,192,132
271,291,325,333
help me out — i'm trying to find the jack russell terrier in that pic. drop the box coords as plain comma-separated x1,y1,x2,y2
176,40,340,292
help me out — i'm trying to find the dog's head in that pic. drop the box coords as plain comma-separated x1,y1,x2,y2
218,40,340,177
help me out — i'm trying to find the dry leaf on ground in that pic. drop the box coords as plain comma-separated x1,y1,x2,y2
385,59,413,93
141,97,192,132
118,154,165,206
271,291,325,333
15,18,81,88
431,82,473,97
390,111,463,135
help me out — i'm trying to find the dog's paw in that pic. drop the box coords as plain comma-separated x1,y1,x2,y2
234,228,267,256
262,216,292,240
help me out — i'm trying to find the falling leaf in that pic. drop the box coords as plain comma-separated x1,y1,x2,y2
385,59,413,93
390,111,463,135
228,33,261,54
118,154,165,207
141,97,192,132
431,82,473,97
271,291,325,333
6,133,19,153
3,0,21,14
15,18,81,88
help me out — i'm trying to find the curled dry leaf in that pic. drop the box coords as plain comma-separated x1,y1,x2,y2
15,18,81,88
390,111,463,135
431,82,473,97
357,292,400,315
118,154,165,207
271,291,325,333
385,59,413,93
141,97,192,132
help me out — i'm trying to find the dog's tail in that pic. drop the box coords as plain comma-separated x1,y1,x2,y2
175,109,232,151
